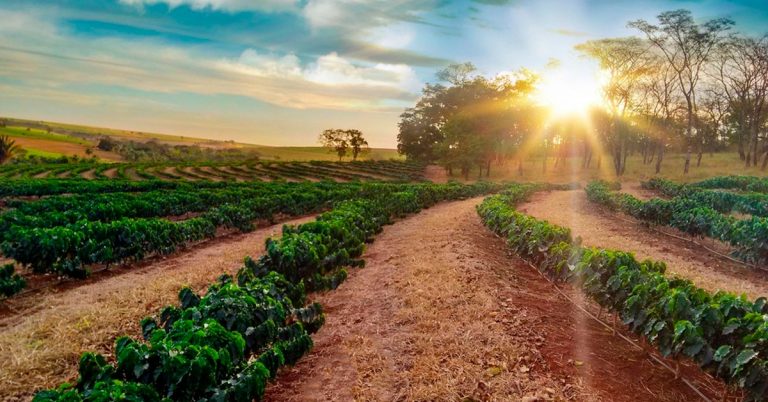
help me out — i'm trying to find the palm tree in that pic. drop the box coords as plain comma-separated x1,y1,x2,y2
0,135,21,164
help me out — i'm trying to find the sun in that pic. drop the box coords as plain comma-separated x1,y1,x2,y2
535,71,602,118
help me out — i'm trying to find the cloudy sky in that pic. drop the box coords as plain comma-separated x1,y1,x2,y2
1,0,766,147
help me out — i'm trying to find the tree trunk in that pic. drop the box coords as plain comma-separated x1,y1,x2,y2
655,144,664,174
696,143,703,167
583,146,592,169
647,143,655,164
738,134,746,160
613,137,626,176
762,150,768,171
518,159,523,176
486,159,491,178
684,98,693,175
752,131,760,167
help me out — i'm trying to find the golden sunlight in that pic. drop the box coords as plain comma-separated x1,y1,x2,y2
535,71,603,118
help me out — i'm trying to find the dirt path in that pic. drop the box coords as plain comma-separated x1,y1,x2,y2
0,216,314,401
519,190,768,300
265,198,723,401
621,181,659,201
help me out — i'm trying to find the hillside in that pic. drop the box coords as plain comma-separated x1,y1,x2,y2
0,117,401,162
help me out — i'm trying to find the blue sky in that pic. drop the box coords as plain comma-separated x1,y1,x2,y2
0,0,766,147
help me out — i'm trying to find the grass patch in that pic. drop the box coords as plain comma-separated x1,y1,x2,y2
1,126,91,146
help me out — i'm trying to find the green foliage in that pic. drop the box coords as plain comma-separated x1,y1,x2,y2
693,176,768,194
478,185,768,400
587,180,768,264
34,181,503,401
0,264,26,298
0,135,21,164
0,182,371,277
397,64,539,176
644,177,768,217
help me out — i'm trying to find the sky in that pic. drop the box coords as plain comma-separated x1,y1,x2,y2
1,0,766,147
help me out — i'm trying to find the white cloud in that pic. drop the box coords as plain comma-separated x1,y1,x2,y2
117,0,298,12
0,7,419,112
217,49,419,108
302,0,350,28
235,49,303,77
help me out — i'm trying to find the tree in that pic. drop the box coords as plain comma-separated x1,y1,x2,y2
0,136,21,164
630,9,734,174
97,137,118,152
710,35,768,167
397,63,539,177
576,37,652,176
397,107,443,162
345,129,369,161
319,129,368,161
635,55,684,174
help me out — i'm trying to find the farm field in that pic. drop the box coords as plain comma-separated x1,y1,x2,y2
1,169,768,401
0,160,424,183
5,2,768,400
0,119,402,162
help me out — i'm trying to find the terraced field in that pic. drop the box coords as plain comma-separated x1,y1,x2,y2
0,160,425,183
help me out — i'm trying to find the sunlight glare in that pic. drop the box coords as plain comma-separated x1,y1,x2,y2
535,70,602,118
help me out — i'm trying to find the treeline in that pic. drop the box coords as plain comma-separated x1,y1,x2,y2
399,9,768,177
97,137,262,163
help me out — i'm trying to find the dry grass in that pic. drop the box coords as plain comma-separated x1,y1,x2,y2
442,152,768,184
0,216,314,401
265,198,572,401
519,190,768,299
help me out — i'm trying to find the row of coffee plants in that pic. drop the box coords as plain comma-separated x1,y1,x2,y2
642,178,768,218
694,176,768,193
1,183,368,278
0,264,25,298
586,180,768,265
0,182,349,234
0,160,425,183
0,178,188,197
34,181,500,401
478,186,768,400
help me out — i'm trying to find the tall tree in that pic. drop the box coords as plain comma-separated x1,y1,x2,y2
710,35,768,167
636,56,683,174
0,136,20,164
576,37,652,176
397,63,538,177
629,9,733,174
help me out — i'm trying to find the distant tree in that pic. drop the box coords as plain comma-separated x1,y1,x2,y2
85,147,94,156
0,136,20,164
345,129,369,161
319,129,349,161
630,9,734,174
97,137,118,152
